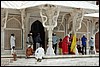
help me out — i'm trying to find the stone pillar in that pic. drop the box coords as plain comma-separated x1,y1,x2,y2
86,19,89,48
40,4,60,55
4,9,8,29
1,9,8,54
46,27,55,55
68,8,84,54
1,27,4,54
25,13,31,37
20,9,25,30
20,9,26,51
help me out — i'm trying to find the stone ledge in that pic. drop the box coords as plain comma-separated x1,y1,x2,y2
1,54,99,59
43,55,99,59
1,55,26,58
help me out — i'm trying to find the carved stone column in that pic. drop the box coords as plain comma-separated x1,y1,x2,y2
1,27,4,51
67,8,84,54
40,4,60,55
1,9,8,54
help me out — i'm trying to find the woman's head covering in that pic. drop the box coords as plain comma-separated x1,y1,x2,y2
67,34,70,37
28,45,31,48
91,36,93,39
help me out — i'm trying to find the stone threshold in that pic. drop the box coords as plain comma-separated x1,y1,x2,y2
1,54,99,59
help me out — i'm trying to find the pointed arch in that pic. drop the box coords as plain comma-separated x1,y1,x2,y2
31,20,45,51
6,17,21,28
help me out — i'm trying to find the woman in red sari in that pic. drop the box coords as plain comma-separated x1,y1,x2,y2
62,34,70,55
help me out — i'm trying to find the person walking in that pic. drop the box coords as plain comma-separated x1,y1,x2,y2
81,34,87,55
29,33,34,49
26,33,34,48
10,33,16,54
52,33,59,55
70,34,77,55
11,46,17,61
35,33,42,49
89,36,95,54
77,38,82,55
62,34,70,55
68,33,73,54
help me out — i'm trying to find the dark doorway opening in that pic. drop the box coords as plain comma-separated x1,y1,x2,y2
30,20,45,51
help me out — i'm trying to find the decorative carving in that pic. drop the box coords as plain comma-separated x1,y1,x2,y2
39,4,60,56
20,9,26,29
4,9,8,29
67,13,73,33
93,22,99,34
68,21,73,33
74,8,84,32
1,18,5,27
68,8,84,33
40,4,60,28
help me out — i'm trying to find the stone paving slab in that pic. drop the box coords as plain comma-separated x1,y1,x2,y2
1,58,11,66
6,57,99,66
1,54,99,66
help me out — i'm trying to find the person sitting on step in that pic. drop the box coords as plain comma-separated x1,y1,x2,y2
35,44,45,62
26,45,33,58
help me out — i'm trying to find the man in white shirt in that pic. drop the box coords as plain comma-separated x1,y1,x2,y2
10,33,15,54
35,45,45,62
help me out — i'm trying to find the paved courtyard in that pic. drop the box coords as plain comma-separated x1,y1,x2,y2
1,57,99,66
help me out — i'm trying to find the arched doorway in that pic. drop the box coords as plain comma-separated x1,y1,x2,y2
30,20,45,51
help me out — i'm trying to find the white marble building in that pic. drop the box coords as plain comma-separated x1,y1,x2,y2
1,1,99,55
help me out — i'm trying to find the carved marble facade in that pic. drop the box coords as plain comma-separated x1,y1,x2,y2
1,3,99,55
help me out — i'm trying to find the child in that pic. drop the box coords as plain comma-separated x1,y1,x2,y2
77,38,82,55
58,38,62,55
89,46,95,54
26,45,33,58
11,46,17,61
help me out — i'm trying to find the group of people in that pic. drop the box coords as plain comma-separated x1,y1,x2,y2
52,33,72,55
26,32,44,62
77,34,95,55
52,33,95,55
10,32,95,61
10,32,44,62
58,34,72,55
